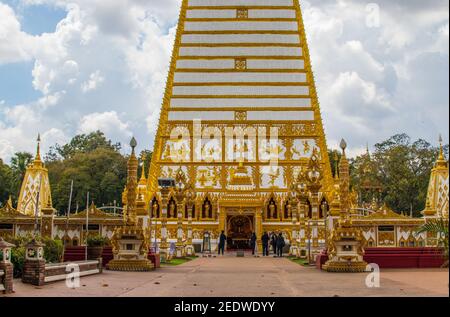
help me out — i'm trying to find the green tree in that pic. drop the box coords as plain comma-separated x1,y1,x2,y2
9,152,33,200
416,218,449,267
349,134,447,216
46,130,121,161
0,159,14,205
47,147,128,215
138,150,153,179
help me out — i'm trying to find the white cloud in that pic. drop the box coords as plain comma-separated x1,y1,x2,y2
0,3,37,64
81,70,104,93
78,111,132,145
0,0,448,162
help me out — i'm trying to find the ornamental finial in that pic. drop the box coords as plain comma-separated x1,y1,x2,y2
340,139,347,154
130,137,137,154
436,134,447,168
139,153,147,182
333,150,339,180
35,133,42,162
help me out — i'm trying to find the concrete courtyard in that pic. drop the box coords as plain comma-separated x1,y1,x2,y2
4,254,449,297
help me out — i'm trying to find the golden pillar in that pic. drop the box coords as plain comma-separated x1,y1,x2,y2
175,190,185,258
219,207,226,233
289,185,300,257
185,184,196,256
159,187,170,262
306,149,323,259
255,208,263,254
124,137,138,226
339,139,350,219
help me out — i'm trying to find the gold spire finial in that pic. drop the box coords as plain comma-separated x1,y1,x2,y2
35,133,42,162
439,134,444,159
139,153,147,183
436,134,447,168
333,150,339,180
7,195,13,208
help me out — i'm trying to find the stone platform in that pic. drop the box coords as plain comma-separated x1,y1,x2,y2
3,255,448,297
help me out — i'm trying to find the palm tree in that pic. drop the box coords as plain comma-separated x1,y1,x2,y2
10,152,33,195
416,217,449,268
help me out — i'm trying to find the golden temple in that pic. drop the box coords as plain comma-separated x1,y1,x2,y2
0,1,448,260
144,0,334,251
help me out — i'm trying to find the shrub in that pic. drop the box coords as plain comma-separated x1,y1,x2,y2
87,235,107,247
3,235,64,276
11,246,25,278
42,237,64,263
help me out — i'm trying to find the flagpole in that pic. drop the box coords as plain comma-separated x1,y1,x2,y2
65,180,74,247
85,191,90,261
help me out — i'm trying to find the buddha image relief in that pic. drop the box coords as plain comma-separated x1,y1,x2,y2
292,139,319,160
195,166,222,189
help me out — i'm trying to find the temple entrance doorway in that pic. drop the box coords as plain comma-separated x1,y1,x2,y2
226,215,254,250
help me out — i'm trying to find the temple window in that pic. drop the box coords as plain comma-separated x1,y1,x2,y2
306,199,312,219
185,204,195,219
284,200,291,219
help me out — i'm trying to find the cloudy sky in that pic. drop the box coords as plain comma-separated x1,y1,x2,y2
0,0,448,161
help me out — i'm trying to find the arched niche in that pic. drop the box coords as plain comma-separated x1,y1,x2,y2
266,197,278,220
167,196,177,218
202,197,213,219
151,197,160,218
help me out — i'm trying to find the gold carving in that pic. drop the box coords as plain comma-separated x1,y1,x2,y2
235,58,247,71
236,8,248,19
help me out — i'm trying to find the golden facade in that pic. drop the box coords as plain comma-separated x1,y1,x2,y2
145,0,334,248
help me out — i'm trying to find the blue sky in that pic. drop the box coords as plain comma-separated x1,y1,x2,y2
0,0,448,162
0,1,66,105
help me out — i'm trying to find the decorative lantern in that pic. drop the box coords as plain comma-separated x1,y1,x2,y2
25,239,45,261
202,231,211,253
0,238,14,264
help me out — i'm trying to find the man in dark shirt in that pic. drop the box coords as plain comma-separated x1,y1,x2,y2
218,230,227,255
261,232,270,256
276,233,285,258
250,232,257,255
271,233,277,256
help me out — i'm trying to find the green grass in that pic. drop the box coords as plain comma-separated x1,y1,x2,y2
288,256,310,266
162,256,198,266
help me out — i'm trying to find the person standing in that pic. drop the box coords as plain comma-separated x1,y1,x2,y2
218,230,227,255
250,232,257,255
276,233,285,258
261,232,270,256
271,233,277,256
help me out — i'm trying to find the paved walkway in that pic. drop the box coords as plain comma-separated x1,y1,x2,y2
5,255,449,297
